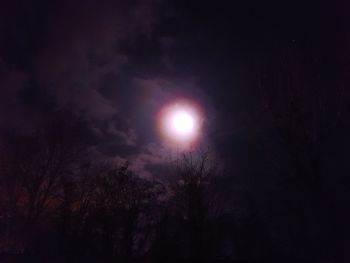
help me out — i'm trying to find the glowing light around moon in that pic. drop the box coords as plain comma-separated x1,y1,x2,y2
157,100,203,146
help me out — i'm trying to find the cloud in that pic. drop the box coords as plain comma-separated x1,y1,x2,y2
0,0,164,144
35,0,161,122
128,142,173,178
106,121,138,147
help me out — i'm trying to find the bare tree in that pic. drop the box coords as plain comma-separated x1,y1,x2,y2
74,161,165,261
0,111,91,251
169,150,221,260
256,43,345,188
255,44,345,259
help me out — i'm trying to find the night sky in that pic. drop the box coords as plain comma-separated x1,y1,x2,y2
1,0,350,260
1,0,348,174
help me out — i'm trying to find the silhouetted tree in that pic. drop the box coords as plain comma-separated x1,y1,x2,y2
167,150,221,260
256,43,346,259
66,161,165,262
0,111,91,254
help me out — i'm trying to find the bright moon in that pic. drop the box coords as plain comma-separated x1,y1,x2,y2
172,111,194,134
158,100,202,146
